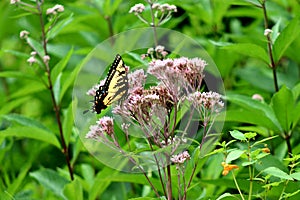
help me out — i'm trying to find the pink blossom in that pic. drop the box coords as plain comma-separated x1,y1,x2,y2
171,151,190,164
27,56,36,65
46,4,64,15
129,3,145,15
10,0,20,4
43,55,50,63
20,30,29,39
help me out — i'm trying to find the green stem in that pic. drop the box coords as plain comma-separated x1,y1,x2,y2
148,1,158,47
232,172,245,200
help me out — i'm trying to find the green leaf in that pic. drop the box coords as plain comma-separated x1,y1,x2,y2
63,179,83,200
2,114,51,131
292,102,300,130
0,127,60,148
270,85,294,132
53,73,62,104
221,43,269,63
59,62,81,102
273,18,300,63
226,149,245,163
0,97,30,114
225,94,282,132
292,82,300,100
229,130,246,141
47,14,74,40
244,132,257,139
10,82,46,99
51,47,74,83
62,101,74,146
27,37,45,57
263,167,293,180
216,192,236,200
30,168,69,199
5,162,31,195
0,71,39,81
290,172,300,181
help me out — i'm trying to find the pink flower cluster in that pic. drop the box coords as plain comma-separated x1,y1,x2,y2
129,3,145,15
148,57,207,98
187,91,224,114
86,116,114,139
170,151,190,164
152,3,177,12
46,4,64,15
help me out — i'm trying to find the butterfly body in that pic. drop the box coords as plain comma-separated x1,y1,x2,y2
93,54,128,114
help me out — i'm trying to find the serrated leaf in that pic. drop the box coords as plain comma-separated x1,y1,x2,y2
221,43,269,63
271,85,294,132
30,168,69,199
226,149,245,163
244,132,256,139
229,130,246,141
0,127,60,148
263,167,293,180
290,172,300,180
273,18,300,63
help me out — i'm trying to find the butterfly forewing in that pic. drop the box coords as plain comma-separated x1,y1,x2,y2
93,54,128,114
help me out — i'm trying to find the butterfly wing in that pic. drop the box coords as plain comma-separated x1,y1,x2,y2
93,54,128,114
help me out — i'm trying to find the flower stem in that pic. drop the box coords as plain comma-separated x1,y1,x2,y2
261,0,279,92
148,1,158,47
36,0,74,181
232,172,245,200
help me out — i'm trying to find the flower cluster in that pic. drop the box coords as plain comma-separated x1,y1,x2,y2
171,151,190,164
187,91,224,114
148,57,207,98
129,3,145,15
46,4,64,15
113,84,173,123
129,2,177,26
152,3,177,12
142,46,169,60
86,116,114,139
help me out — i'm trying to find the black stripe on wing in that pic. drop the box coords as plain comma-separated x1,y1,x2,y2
92,54,129,114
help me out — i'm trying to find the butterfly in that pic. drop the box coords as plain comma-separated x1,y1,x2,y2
92,54,129,114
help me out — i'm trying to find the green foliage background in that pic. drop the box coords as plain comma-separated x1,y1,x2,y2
0,0,300,199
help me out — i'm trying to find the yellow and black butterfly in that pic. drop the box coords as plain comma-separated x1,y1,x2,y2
92,54,129,114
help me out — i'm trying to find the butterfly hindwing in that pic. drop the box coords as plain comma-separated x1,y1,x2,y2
93,54,128,114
